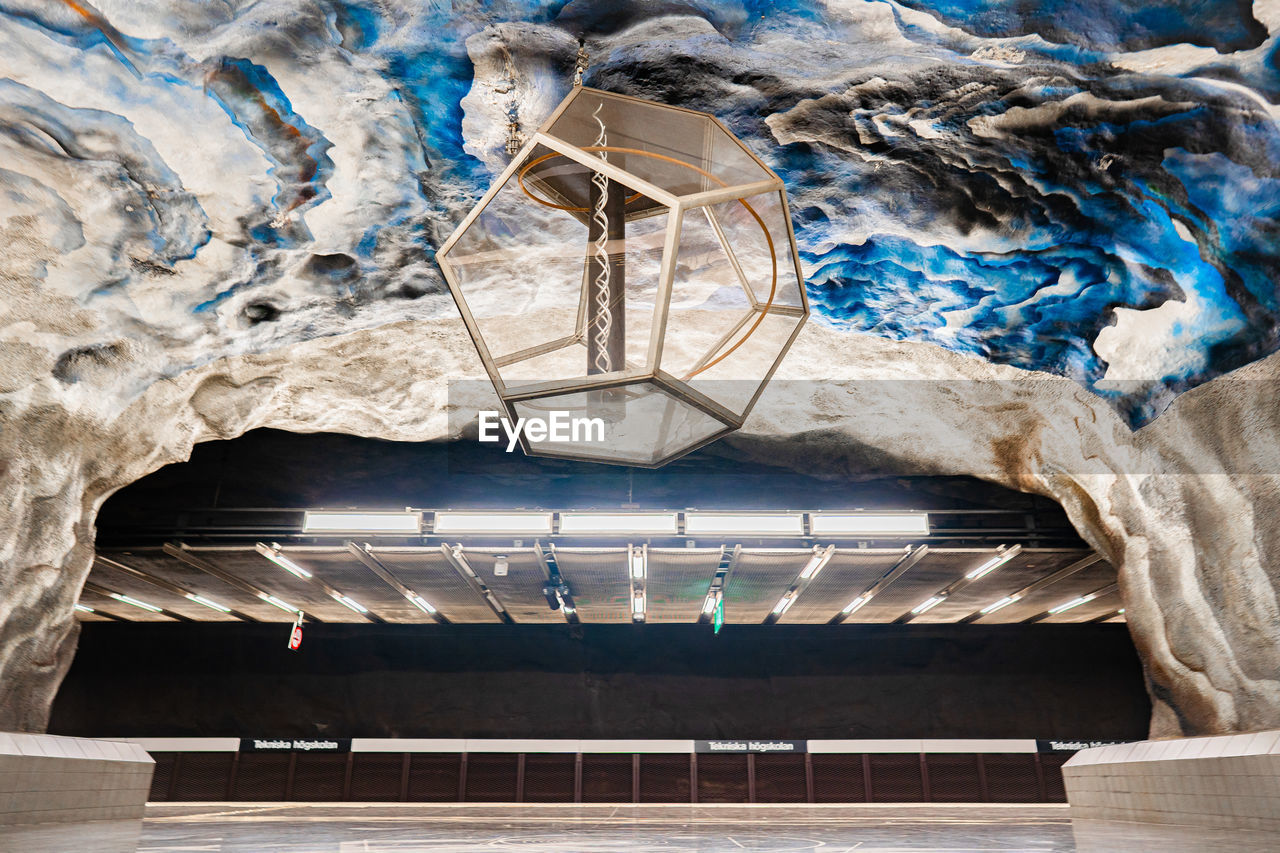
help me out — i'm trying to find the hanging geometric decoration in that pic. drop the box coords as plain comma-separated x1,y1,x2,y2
436,86,808,467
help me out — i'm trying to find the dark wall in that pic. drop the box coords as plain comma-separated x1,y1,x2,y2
51,623,1148,740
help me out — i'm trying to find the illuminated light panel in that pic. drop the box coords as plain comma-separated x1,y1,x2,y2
560,512,679,535
629,547,646,579
799,546,834,580
809,512,928,537
334,594,369,615
74,603,94,614
259,593,301,615
1049,593,1096,615
965,547,1019,581
841,594,869,615
432,511,553,535
407,594,436,615
684,513,803,536
186,594,232,613
303,511,421,534
110,593,163,613
979,594,1021,615
255,543,312,579
632,593,646,615
702,596,717,614
771,593,796,615
911,595,945,615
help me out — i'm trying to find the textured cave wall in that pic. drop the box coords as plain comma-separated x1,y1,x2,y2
3,1,1280,735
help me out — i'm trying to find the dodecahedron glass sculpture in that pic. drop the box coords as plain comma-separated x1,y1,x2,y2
436,87,808,467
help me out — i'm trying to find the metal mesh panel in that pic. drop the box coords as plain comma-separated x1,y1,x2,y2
555,549,632,623
868,754,923,802
148,752,176,801
780,551,899,623
639,754,691,803
753,754,807,803
646,549,721,623
722,550,811,623
919,550,1095,623
231,753,290,801
291,753,346,801
97,550,282,620
464,550,562,623
855,551,981,622
582,754,633,802
349,753,404,801
374,552,501,622
523,754,577,802
407,754,462,802
1040,588,1123,623
169,752,234,801
924,754,982,802
982,559,1117,623
696,753,748,803
812,754,865,803
185,550,358,621
983,754,1041,802
76,587,174,622
89,561,239,622
465,753,519,802
289,551,426,622
1040,754,1069,802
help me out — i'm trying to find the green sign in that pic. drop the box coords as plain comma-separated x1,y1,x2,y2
713,597,724,634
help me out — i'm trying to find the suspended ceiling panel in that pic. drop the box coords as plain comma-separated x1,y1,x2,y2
459,549,562,624
95,550,295,622
554,548,632,623
188,549,369,622
77,586,174,622
976,558,1118,623
851,550,984,622
365,551,501,623
913,549,1096,624
646,548,721,623
90,558,240,622
722,549,811,623
779,550,904,624
285,550,427,623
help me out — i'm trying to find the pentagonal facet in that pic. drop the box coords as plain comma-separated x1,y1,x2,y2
438,87,807,466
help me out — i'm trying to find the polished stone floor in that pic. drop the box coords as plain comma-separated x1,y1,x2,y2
0,803,1276,852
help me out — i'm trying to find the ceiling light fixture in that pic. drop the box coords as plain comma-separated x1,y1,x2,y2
255,543,313,579
303,511,421,534
109,593,163,613
841,594,870,615
258,593,301,615
185,594,232,613
629,546,646,579
771,592,796,615
432,511,554,535
559,512,678,535
333,594,369,615
684,513,804,536
979,594,1021,615
799,545,835,580
911,595,946,615
74,603,94,614
965,545,1022,580
1049,593,1096,615
632,593,646,615
407,594,437,615
809,512,929,537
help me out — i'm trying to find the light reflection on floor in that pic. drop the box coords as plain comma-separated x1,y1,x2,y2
0,803,1276,852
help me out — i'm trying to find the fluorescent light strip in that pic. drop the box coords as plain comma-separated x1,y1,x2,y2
256,543,312,579
799,547,834,580
979,594,1020,615
809,512,928,537
259,593,300,615
683,513,804,536
559,512,678,535
74,603,94,614
432,512,553,535
186,594,232,613
771,593,795,615
407,594,436,615
965,549,1017,581
841,594,869,615
629,547,646,579
911,595,945,615
632,594,646,614
1049,593,1096,615
110,593,163,613
334,594,368,615
702,596,717,614
303,511,421,534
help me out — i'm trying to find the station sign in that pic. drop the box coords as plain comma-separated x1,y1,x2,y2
1036,739,1132,753
239,738,352,753
695,740,806,754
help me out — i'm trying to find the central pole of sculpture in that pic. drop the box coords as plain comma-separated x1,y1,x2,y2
586,176,627,375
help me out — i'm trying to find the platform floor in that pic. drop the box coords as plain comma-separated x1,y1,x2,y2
0,803,1276,852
